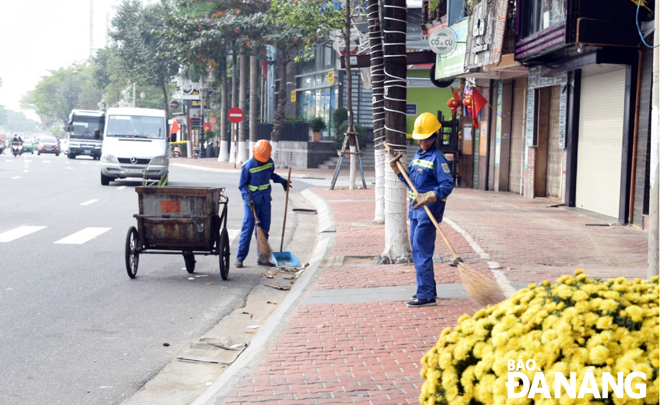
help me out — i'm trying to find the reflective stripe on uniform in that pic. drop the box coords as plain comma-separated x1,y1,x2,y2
248,183,271,192
412,159,434,169
249,163,273,173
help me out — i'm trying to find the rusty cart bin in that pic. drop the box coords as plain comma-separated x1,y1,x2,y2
125,187,230,280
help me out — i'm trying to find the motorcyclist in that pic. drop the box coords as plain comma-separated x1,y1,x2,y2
11,134,24,156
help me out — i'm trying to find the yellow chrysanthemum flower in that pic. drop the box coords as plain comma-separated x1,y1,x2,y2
418,273,659,405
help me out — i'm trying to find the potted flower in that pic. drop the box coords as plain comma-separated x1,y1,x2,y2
309,117,326,142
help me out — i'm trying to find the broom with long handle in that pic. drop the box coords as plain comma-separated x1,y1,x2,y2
247,190,273,264
383,141,504,306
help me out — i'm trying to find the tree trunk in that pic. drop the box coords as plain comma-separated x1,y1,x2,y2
162,84,169,134
229,51,239,164
219,52,229,162
379,0,411,264
344,0,357,189
270,60,288,160
238,46,248,164
368,0,385,223
249,53,259,161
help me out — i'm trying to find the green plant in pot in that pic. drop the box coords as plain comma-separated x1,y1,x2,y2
309,117,326,142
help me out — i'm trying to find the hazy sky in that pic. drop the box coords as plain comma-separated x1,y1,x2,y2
0,0,119,119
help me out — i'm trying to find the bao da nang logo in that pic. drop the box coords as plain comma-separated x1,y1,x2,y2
506,357,647,399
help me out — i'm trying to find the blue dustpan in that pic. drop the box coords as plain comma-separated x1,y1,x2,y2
272,251,301,267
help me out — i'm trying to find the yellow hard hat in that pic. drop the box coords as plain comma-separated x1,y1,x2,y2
412,112,442,140
253,140,272,162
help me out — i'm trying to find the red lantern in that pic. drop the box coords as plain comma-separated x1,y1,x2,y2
446,97,462,115
463,96,473,116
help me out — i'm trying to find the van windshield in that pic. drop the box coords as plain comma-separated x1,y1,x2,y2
106,115,164,139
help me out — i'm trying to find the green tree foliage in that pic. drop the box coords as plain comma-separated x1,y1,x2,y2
111,0,179,118
0,109,41,133
92,46,130,108
0,105,8,127
21,65,101,130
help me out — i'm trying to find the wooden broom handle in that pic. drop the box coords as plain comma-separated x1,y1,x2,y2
382,141,460,259
280,167,292,254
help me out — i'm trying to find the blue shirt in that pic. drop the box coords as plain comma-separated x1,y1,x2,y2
238,158,285,204
398,144,455,219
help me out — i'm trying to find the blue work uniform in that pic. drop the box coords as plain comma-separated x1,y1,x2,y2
397,144,454,300
236,157,286,261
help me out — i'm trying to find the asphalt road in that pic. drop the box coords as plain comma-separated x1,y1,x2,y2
0,152,304,404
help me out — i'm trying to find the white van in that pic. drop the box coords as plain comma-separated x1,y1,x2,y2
99,107,169,186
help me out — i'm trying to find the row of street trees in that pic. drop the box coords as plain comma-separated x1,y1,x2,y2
159,0,412,264
15,0,413,264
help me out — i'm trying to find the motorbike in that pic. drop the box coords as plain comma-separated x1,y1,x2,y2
11,143,23,157
171,147,181,158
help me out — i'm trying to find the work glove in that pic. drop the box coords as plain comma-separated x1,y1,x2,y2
389,153,402,176
281,180,292,192
247,199,256,209
412,191,437,210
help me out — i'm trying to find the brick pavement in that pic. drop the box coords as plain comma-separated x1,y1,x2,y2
219,300,479,405
181,159,650,404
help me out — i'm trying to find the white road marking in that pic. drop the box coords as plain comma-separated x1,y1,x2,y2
11,176,20,180
23,170,28,173
66,167,73,169
0,226,47,242
43,161,51,163
80,199,99,206
227,229,240,246
117,186,126,190
54,227,111,244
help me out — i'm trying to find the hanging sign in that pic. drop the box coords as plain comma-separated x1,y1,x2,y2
429,28,456,55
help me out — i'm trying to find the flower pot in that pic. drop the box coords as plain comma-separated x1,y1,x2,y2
312,131,321,142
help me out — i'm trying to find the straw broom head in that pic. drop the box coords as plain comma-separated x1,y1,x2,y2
457,262,506,306
255,225,272,263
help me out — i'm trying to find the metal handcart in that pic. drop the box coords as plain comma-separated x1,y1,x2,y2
124,187,230,280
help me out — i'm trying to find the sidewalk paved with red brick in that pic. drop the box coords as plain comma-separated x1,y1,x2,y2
183,158,649,405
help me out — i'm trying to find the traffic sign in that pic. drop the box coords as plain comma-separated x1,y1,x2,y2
429,28,456,55
169,100,180,109
228,107,244,123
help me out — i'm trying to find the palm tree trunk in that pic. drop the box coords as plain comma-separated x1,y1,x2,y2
270,60,288,160
379,0,411,264
368,0,385,223
219,52,229,162
238,46,248,164
229,51,238,164
343,0,357,189
249,52,259,161
162,84,169,133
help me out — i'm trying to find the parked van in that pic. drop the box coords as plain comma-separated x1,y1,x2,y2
99,107,169,186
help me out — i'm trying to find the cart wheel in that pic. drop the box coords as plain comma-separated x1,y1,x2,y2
184,253,196,274
125,227,140,278
219,228,230,280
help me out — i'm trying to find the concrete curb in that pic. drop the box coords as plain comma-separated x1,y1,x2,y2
191,189,334,405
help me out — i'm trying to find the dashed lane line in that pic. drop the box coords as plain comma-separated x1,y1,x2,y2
54,227,112,245
80,199,99,206
0,226,47,243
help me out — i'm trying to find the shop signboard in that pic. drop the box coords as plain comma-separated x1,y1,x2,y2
434,19,469,80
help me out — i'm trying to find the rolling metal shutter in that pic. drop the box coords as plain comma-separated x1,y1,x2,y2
546,85,562,199
509,78,526,195
575,69,626,218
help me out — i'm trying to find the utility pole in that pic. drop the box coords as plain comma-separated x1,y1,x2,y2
649,5,659,277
